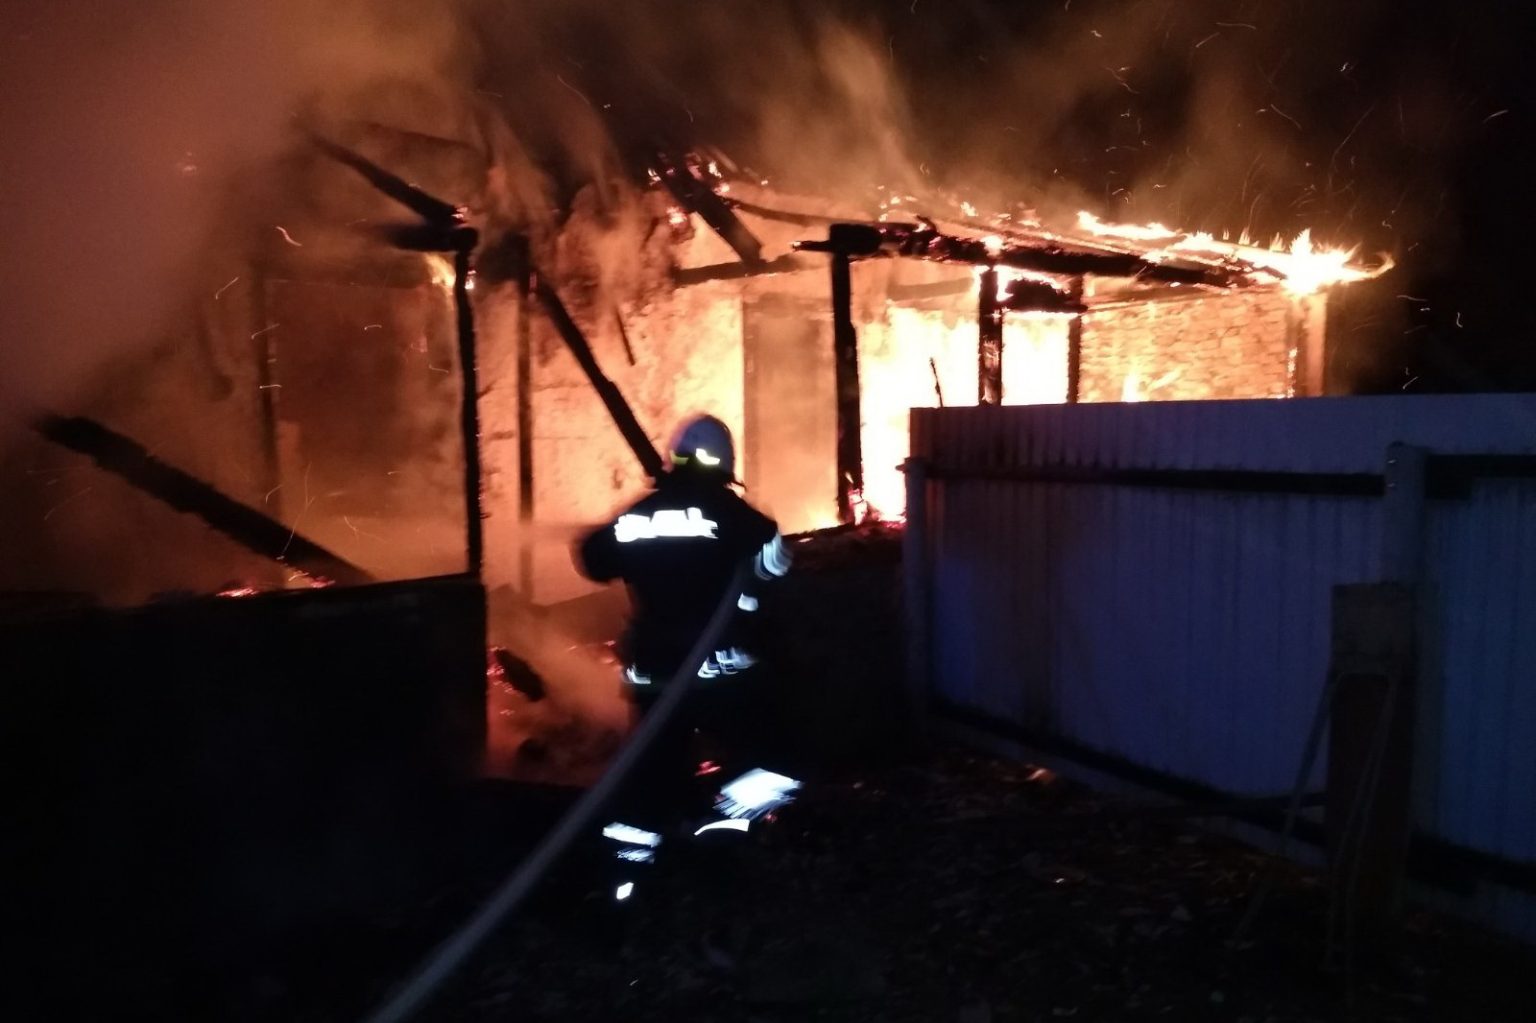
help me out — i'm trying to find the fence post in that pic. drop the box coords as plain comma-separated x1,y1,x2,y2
902,457,931,737
1326,584,1416,968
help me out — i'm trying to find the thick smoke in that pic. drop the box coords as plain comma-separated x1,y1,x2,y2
457,1,1492,249
0,1,467,439
460,0,1519,385
3,0,1513,423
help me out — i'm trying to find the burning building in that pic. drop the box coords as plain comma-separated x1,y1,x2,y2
0,127,1384,609
481,156,1384,604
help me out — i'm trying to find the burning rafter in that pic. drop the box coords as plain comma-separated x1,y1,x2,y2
796,220,1240,290
695,162,1384,297
1071,212,1392,296
650,151,765,266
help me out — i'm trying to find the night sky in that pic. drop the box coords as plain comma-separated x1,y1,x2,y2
472,0,1532,393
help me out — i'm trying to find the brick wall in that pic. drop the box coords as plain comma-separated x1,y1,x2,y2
1079,288,1303,402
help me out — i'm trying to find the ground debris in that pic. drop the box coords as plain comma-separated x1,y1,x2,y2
402,748,1534,1023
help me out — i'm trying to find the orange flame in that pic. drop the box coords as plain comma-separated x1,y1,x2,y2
1075,212,1391,295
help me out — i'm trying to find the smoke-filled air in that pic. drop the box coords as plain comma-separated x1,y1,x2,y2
3,0,1512,432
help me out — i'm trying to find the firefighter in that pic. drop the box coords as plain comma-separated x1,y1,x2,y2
575,413,796,908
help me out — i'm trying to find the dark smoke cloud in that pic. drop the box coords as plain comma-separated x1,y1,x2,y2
459,1,1493,244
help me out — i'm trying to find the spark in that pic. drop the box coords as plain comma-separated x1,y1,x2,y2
214,276,239,301
554,73,592,108
1195,32,1218,49
1267,104,1301,130
1401,375,1419,390
250,323,279,340
258,384,282,390
342,516,384,541
43,487,92,521
1329,105,1376,177
1484,109,1509,123
275,225,303,247
1105,67,1138,93
281,463,314,560
363,324,383,331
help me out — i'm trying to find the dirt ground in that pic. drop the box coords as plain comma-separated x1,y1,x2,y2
407,747,1536,1023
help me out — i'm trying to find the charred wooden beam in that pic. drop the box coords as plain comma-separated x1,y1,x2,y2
1002,278,1088,315
672,254,812,288
452,237,484,578
798,222,1241,289
978,266,1003,406
309,134,463,227
34,415,373,586
532,277,666,480
652,152,764,265
831,252,863,523
796,224,882,522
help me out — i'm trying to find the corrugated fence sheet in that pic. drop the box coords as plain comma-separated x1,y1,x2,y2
911,395,1536,942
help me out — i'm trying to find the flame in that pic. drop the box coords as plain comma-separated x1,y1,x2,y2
1121,372,1143,403
425,255,456,290
1075,211,1391,295
857,304,1069,518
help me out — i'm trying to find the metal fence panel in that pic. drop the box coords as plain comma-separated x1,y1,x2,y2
913,396,1536,941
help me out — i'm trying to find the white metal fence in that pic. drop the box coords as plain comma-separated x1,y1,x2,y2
905,395,1536,941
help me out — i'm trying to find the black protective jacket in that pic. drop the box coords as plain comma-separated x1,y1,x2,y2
577,473,789,682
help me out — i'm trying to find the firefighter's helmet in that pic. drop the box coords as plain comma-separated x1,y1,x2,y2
670,414,735,478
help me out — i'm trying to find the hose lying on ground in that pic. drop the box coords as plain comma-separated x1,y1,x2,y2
361,561,755,1023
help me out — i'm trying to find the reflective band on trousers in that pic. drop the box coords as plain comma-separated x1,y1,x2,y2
698,647,756,679
755,533,791,578
716,768,801,820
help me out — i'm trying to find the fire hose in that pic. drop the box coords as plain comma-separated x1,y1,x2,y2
360,560,756,1023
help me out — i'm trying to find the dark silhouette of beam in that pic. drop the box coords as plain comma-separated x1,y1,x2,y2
35,415,373,587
